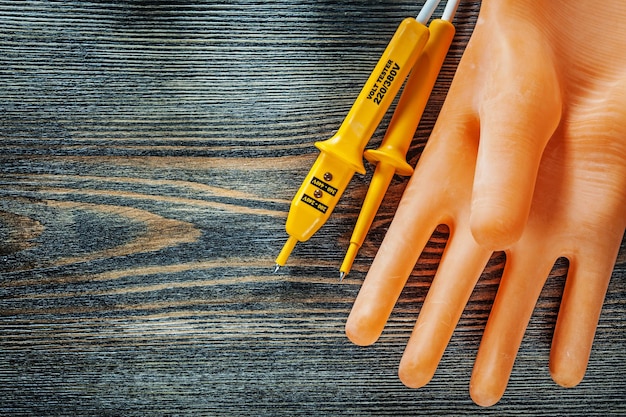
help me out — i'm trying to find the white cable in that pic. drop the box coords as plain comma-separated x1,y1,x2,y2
416,0,442,24
441,0,461,22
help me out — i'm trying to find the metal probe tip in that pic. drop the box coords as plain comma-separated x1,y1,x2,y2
339,271,346,282
273,264,281,274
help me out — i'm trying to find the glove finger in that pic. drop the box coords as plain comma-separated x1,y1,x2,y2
345,165,443,346
469,27,562,250
550,232,625,388
398,225,491,388
546,77,626,387
469,245,557,407
346,108,478,347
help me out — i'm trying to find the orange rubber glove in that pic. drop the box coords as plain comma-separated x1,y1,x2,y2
346,0,626,406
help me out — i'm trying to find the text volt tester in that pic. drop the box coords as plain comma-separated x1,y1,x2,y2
275,0,460,277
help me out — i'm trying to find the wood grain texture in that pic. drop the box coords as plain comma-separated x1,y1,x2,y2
0,1,624,416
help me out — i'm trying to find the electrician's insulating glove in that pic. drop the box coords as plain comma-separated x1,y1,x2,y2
346,0,626,406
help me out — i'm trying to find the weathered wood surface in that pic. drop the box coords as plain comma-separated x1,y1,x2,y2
0,1,624,415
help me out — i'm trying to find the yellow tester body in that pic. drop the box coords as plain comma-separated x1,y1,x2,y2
275,17,430,268
340,18,457,278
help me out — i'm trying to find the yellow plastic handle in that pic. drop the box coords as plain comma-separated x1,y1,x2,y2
365,19,456,174
316,17,430,175
340,19,456,277
275,17,429,268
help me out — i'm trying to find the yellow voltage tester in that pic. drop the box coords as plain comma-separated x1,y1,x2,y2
340,15,457,279
274,0,456,272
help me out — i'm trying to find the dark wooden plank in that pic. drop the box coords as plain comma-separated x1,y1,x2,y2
0,1,624,416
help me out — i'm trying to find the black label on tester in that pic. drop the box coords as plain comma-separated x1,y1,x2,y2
301,194,328,213
311,177,338,196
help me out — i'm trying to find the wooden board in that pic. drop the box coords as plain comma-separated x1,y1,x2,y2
1,1,624,415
